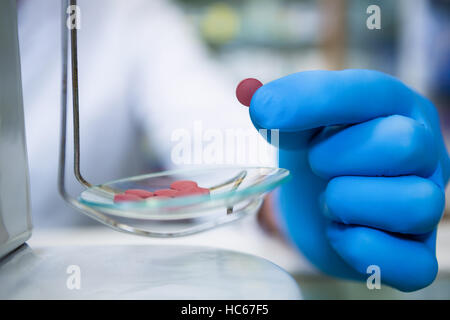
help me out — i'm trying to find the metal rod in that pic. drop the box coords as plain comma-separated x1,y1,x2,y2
69,0,91,188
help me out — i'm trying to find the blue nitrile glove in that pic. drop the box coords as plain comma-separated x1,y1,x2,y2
249,70,450,292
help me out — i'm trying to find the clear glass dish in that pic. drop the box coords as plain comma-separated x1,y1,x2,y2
79,166,290,222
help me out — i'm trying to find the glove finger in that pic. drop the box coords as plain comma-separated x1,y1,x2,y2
250,70,420,132
326,223,438,292
324,176,444,234
308,115,438,179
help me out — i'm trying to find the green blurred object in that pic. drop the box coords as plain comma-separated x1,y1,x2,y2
200,2,240,45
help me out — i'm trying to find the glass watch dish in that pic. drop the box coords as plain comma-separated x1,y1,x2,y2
79,167,290,220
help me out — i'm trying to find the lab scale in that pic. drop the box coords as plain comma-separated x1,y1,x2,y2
0,0,299,299
0,0,32,259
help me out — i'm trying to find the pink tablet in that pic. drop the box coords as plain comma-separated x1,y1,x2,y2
154,189,179,197
125,189,154,199
236,78,263,107
170,180,198,191
114,194,143,203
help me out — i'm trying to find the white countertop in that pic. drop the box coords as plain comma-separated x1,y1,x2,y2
28,216,450,276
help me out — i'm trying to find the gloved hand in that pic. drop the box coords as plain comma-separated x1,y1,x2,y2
249,70,450,292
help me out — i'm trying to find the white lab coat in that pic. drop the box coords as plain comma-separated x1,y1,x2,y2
18,0,265,227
